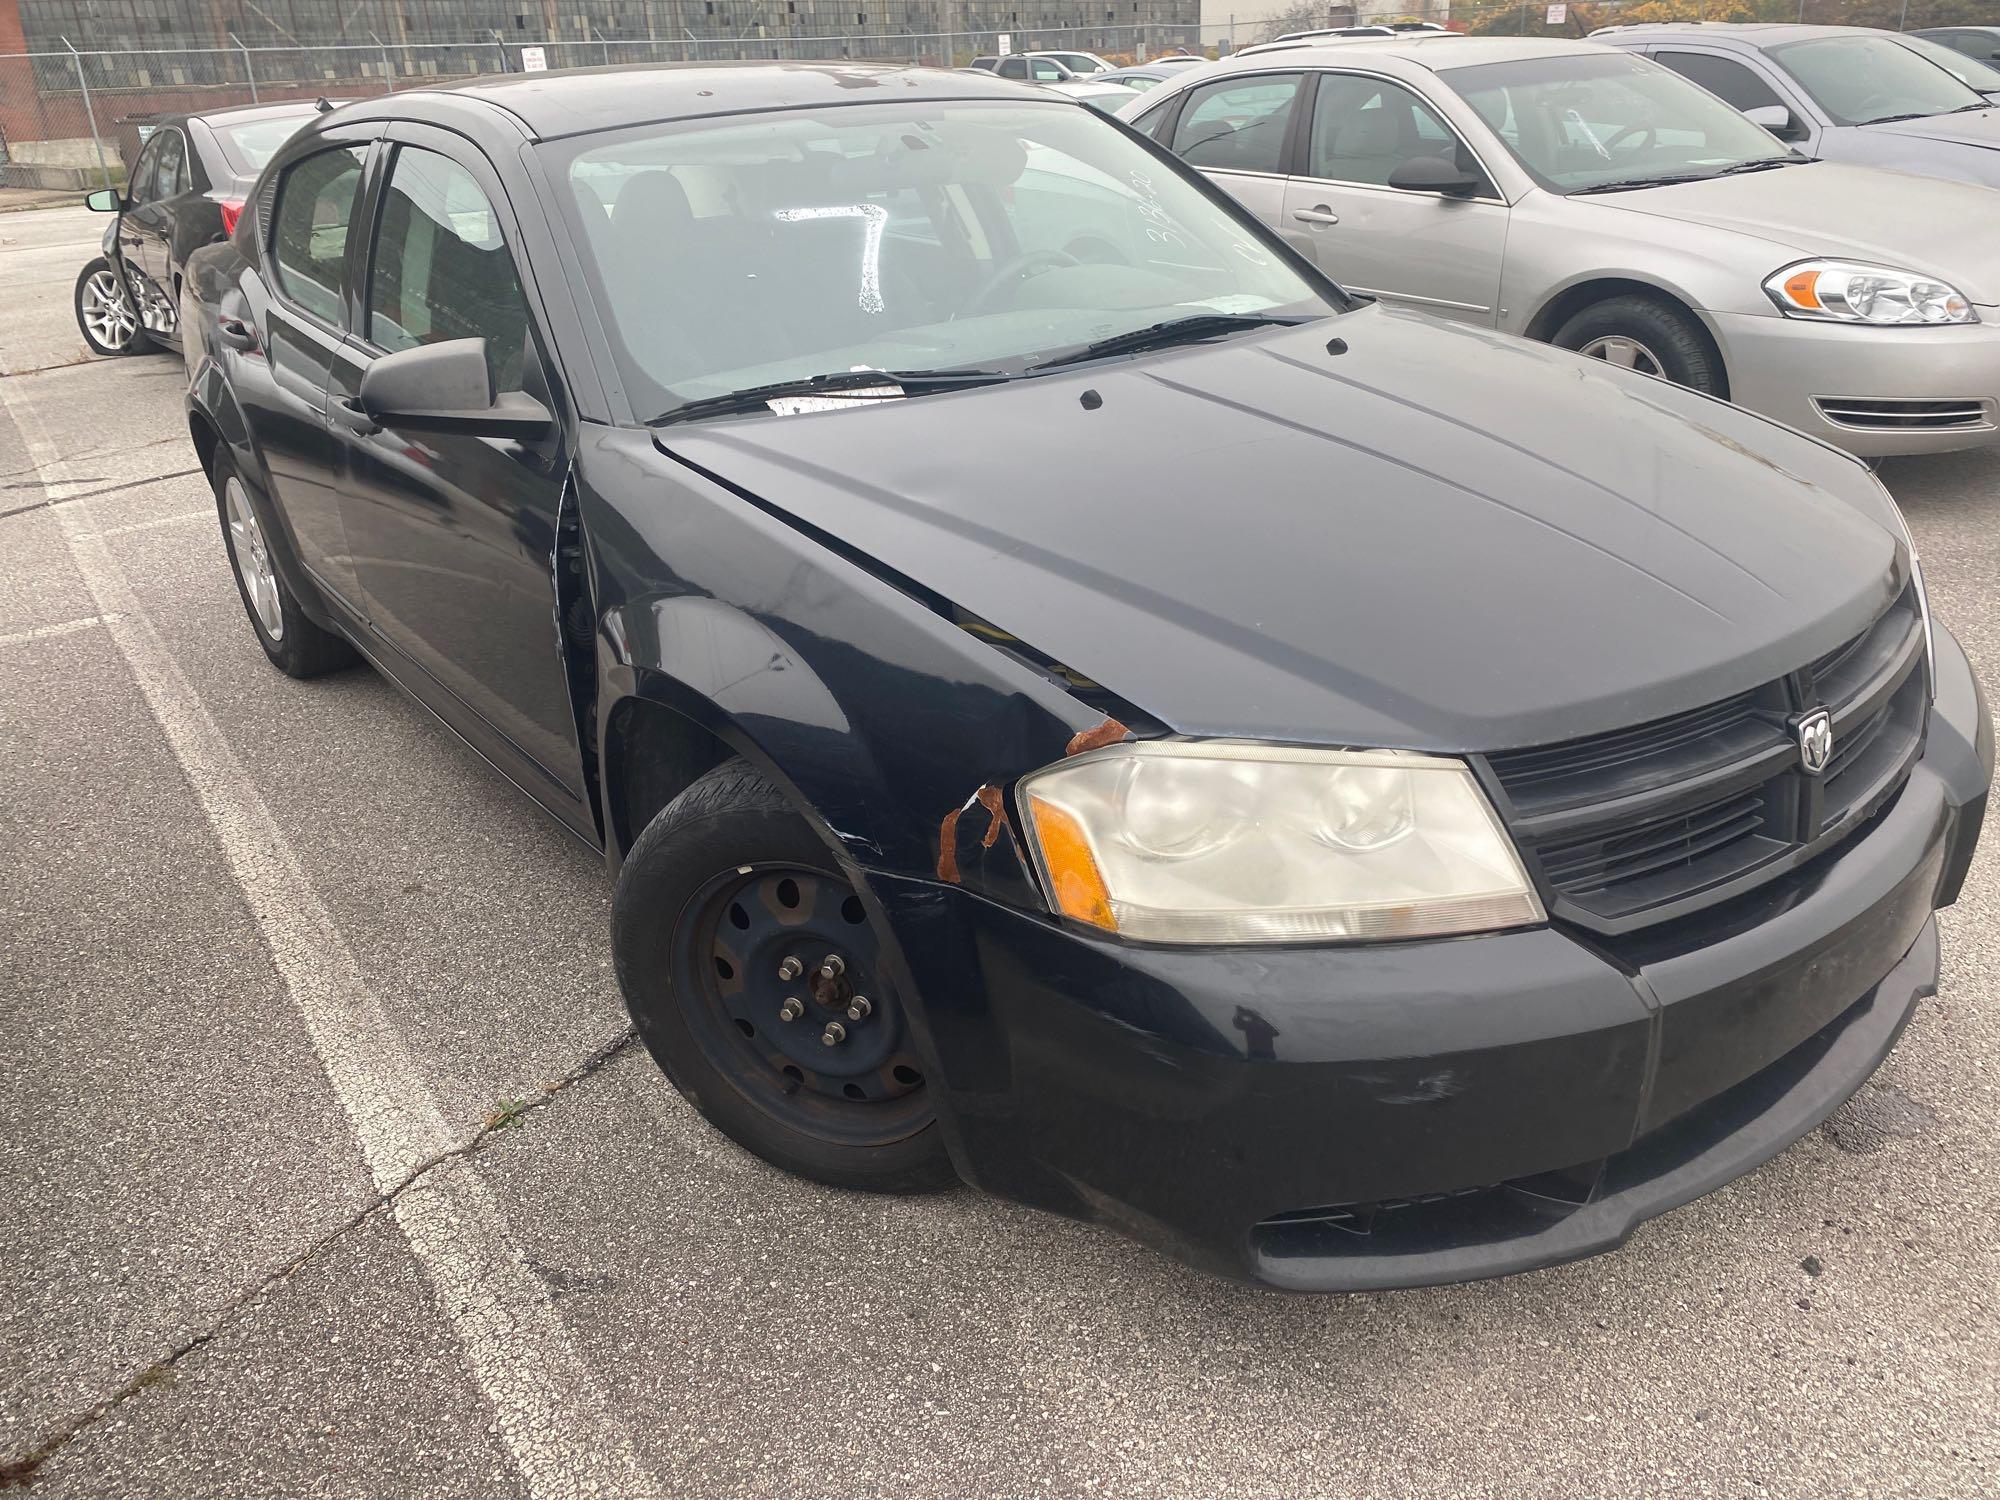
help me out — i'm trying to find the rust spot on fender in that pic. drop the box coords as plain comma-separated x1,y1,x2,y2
936,783,1017,884
1066,717,1129,757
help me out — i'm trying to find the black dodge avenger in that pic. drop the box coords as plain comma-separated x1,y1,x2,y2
181,62,1991,1290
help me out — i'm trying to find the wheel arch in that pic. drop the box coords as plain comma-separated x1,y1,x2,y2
1524,275,1730,400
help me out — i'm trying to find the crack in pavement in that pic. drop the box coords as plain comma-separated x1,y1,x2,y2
0,1027,639,1491
0,469,205,523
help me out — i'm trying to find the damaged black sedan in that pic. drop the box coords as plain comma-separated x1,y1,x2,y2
182,63,1991,1290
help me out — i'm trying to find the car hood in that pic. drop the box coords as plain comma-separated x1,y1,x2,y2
659,310,1903,753
1583,161,2000,303
1865,104,2000,151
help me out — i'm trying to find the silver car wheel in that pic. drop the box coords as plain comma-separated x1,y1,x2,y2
1578,335,1665,378
225,477,285,642
81,269,138,350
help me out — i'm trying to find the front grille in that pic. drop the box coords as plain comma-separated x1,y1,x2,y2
1487,585,1926,933
1813,397,1992,433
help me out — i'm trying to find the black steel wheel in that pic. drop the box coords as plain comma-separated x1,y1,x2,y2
613,759,954,1192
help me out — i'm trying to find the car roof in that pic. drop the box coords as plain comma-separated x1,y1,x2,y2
332,61,1044,141
1225,34,1612,70
1589,22,1882,48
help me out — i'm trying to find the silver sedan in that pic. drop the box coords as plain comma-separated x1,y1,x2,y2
1122,36,2000,457
1594,24,2000,190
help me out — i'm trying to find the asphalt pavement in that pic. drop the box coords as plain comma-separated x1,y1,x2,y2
2,202,1996,1498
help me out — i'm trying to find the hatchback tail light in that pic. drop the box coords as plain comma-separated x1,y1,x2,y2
218,198,244,237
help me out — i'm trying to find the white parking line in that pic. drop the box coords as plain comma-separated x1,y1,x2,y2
0,384,661,1500
0,612,121,647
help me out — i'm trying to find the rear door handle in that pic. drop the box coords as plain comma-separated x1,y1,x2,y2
214,315,256,351
1292,207,1340,226
330,395,379,436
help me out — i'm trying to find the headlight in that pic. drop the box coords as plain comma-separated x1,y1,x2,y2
1018,741,1544,944
1764,260,1976,326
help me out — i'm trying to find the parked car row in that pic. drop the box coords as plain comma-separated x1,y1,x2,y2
126,57,1988,1293
1118,27,2000,458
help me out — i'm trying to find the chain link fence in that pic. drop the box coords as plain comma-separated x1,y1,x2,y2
4,1,1997,188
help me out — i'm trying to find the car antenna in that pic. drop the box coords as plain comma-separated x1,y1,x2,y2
315,96,335,112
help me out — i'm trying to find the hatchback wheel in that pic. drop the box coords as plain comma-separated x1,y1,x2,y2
74,257,151,357
1552,294,1721,395
212,457,357,678
613,759,955,1193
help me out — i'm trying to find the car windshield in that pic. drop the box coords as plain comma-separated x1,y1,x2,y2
1894,35,2000,96
1769,35,1985,124
552,100,1336,422
210,112,317,173
1440,50,1792,193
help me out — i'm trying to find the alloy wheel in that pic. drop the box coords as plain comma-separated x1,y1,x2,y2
674,864,929,1146
80,269,139,351
1577,335,1666,378
224,476,285,641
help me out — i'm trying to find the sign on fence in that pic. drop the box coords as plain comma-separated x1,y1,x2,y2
997,33,1012,54
521,46,548,73
1545,4,1567,22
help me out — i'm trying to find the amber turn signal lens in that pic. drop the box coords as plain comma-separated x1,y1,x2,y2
1026,795,1117,931
1782,269,1821,310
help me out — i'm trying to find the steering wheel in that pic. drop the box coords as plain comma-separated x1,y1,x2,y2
1602,122,1656,154
967,249,1080,314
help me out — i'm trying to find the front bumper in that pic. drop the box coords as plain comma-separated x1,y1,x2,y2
1705,310,2000,458
872,625,1991,1290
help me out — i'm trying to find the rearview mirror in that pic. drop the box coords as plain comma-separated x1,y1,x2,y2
1744,104,1804,140
357,338,552,440
85,188,121,212
1386,154,1485,197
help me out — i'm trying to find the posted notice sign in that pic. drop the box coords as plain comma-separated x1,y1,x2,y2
997,33,1012,53
1545,4,1567,21
521,45,548,72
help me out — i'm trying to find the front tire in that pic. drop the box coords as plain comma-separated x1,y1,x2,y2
613,759,955,1194
212,456,357,678
1552,294,1722,395
75,257,152,357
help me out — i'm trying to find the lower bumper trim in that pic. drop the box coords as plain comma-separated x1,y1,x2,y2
1252,917,1939,1292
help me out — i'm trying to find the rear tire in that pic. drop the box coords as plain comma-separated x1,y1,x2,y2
613,759,955,1194
1552,294,1721,395
75,257,152,357
211,455,357,678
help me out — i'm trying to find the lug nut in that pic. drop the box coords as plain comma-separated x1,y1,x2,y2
821,1021,847,1047
778,997,805,1023
845,995,872,1022
818,954,845,980
777,956,803,981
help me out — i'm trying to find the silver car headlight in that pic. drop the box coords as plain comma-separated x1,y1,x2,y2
1018,741,1544,944
1764,260,1976,326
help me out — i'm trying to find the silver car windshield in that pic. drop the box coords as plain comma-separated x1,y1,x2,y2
552,101,1334,419
1440,51,1792,193
1898,35,2000,93
1770,35,1985,124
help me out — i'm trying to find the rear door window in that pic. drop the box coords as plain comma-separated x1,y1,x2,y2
1170,74,1303,174
270,145,366,325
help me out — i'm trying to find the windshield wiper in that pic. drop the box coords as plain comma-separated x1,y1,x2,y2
1858,108,1981,124
1027,312,1313,371
1709,156,1813,176
1569,171,1712,195
647,368,1011,427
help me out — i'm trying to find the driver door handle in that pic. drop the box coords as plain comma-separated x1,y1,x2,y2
1292,206,1340,226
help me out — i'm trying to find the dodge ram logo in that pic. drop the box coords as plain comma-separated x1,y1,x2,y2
1797,708,1834,776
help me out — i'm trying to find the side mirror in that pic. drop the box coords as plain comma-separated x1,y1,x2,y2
357,338,552,440
1744,104,1804,140
1386,154,1485,197
85,188,121,212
